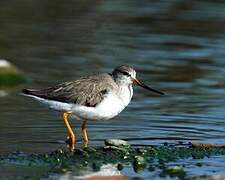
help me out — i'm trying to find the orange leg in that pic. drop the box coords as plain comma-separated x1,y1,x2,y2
82,120,88,148
63,112,76,151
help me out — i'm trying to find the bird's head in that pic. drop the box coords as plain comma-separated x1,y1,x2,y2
112,65,164,95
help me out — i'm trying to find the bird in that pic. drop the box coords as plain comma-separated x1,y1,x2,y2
22,65,164,151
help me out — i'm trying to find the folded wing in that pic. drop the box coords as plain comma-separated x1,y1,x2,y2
22,73,117,107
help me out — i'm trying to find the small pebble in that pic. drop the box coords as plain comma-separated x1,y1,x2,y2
133,156,146,173
0,59,11,68
105,139,130,147
117,163,124,171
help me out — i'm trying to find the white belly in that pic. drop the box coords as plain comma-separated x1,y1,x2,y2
71,86,133,120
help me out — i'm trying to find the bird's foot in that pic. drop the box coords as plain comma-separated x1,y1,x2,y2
66,135,75,151
82,141,88,149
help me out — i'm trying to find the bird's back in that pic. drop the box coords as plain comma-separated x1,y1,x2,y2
22,73,119,107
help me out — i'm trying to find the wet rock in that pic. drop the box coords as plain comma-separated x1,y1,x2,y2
117,163,124,171
133,156,146,173
103,146,128,153
0,59,25,87
0,90,8,97
104,139,130,147
163,166,186,179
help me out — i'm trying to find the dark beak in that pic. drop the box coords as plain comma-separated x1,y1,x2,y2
133,78,165,95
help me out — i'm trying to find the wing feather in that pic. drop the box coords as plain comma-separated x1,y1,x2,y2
22,73,117,107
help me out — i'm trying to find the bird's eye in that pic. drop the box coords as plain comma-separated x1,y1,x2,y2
121,71,130,76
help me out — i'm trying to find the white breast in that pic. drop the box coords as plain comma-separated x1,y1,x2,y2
118,85,133,107
71,85,133,120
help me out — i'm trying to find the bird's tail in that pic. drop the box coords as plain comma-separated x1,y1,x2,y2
21,88,41,97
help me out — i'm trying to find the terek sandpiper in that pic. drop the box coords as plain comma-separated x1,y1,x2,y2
22,65,164,150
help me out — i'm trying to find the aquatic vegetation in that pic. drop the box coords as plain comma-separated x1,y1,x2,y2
1,141,225,179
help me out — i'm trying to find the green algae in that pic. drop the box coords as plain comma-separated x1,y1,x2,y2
1,143,225,179
162,166,186,179
0,73,25,87
133,156,146,173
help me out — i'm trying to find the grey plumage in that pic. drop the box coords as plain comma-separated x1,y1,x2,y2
22,73,119,107
112,65,134,76
22,64,164,109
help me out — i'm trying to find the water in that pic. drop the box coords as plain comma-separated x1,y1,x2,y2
1,0,225,178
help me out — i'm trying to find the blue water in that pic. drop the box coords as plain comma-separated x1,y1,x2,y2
1,0,225,179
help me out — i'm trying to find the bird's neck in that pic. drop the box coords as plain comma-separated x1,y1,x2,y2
112,73,130,86
118,84,133,107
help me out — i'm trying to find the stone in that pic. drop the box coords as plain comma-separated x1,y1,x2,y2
0,59,25,87
164,166,186,179
133,156,146,173
104,139,130,147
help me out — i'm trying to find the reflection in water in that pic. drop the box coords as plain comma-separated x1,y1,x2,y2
1,0,225,179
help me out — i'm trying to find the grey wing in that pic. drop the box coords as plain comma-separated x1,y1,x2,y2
22,73,117,107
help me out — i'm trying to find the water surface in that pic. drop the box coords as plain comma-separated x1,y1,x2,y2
1,0,225,178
